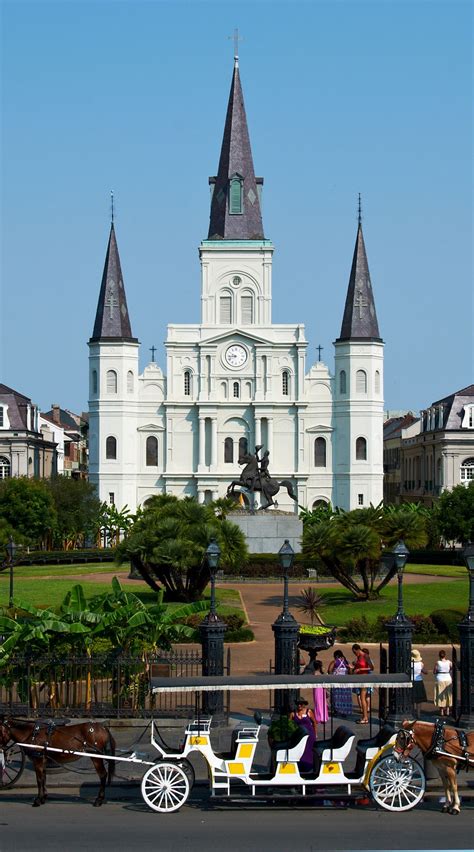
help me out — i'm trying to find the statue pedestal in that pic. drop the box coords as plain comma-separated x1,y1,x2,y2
229,512,302,554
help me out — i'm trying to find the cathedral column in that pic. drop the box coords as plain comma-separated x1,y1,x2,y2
199,417,206,467
267,418,273,459
211,419,218,467
212,489,219,502
197,490,205,504
255,416,262,448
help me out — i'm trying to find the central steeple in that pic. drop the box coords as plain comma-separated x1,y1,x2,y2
208,58,264,240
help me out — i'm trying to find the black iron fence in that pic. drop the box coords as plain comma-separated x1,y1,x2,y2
0,650,230,719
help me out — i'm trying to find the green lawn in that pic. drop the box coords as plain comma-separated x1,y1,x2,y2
311,579,468,625
405,564,467,578
7,562,124,579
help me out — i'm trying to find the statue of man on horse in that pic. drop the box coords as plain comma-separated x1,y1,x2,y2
226,445,297,511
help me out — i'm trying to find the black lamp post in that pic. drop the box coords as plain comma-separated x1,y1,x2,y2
199,538,227,715
458,542,474,727
385,540,414,722
6,536,17,608
272,540,300,713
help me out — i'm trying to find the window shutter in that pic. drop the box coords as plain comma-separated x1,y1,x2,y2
314,437,326,467
229,178,242,214
220,296,232,324
241,295,253,325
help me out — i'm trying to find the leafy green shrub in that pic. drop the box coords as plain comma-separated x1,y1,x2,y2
299,624,333,635
225,627,254,642
430,609,464,642
407,550,464,566
182,613,245,631
338,613,442,642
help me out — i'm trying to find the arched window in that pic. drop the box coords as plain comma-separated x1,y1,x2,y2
375,370,381,394
233,382,240,398
106,436,117,460
0,456,10,479
339,370,347,394
220,382,228,399
224,437,234,463
356,437,367,461
106,370,117,394
127,370,134,393
220,294,232,324
184,371,191,396
282,371,289,396
241,293,254,324
146,436,158,467
239,437,248,457
356,370,367,394
229,176,243,214
314,437,327,467
460,458,474,483
92,370,98,394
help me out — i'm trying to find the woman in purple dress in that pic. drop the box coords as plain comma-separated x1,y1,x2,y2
327,650,352,717
289,699,317,772
311,660,329,723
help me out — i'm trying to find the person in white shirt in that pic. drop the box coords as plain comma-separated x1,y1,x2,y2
411,649,427,714
433,650,453,716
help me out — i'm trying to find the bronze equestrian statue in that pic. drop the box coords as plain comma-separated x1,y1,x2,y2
226,446,297,510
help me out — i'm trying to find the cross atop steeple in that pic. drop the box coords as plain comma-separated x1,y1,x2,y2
228,27,243,65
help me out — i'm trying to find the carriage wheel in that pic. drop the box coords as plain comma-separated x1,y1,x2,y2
0,743,26,790
177,758,195,790
141,761,190,813
369,755,425,811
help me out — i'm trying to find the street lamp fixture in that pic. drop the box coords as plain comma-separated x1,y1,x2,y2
278,539,295,620
206,538,221,618
393,539,409,618
6,536,17,608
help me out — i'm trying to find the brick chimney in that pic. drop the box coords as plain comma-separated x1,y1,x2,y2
51,404,61,425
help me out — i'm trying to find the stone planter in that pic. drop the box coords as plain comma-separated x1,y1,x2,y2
298,626,337,652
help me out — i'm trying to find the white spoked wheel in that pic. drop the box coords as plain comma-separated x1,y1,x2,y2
369,755,425,811
141,761,190,813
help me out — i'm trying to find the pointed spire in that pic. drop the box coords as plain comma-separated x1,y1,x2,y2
337,206,381,342
90,222,136,343
208,60,264,240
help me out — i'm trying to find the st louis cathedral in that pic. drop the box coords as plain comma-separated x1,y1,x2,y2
88,55,384,513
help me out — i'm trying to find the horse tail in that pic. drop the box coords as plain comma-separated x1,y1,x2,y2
106,729,116,786
280,480,298,501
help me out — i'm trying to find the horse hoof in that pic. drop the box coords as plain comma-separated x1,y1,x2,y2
32,800,41,808
93,799,103,807
441,805,450,813
449,808,460,815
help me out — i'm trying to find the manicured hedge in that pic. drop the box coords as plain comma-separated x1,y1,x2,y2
430,609,465,642
222,553,329,579
407,549,464,566
16,548,115,566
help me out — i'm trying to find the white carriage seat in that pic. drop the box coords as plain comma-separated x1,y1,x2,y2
275,734,309,763
313,726,355,765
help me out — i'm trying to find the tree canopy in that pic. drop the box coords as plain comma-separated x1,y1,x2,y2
436,482,474,544
302,503,429,600
116,494,248,601
0,477,56,549
47,476,101,548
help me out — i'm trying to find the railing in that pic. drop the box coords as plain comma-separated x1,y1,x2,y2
0,651,232,719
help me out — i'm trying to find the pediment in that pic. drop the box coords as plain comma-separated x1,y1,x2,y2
306,424,334,433
137,423,165,432
199,328,272,347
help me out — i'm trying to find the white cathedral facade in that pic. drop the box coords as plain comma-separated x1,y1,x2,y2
88,57,384,514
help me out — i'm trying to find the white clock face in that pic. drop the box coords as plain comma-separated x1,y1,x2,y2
225,344,247,368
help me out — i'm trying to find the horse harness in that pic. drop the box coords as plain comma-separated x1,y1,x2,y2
395,720,473,772
5,718,103,756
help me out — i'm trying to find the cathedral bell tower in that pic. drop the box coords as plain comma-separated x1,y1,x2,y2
88,219,139,509
333,203,384,509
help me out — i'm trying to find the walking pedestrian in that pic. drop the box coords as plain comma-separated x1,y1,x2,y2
411,649,427,714
351,644,372,724
327,650,352,717
433,650,453,716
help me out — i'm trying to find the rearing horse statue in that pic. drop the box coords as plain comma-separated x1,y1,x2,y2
226,447,297,510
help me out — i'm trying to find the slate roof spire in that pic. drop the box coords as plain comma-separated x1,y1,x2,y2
90,222,136,343
337,203,382,342
208,59,264,240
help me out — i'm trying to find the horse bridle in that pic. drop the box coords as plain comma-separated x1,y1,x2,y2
393,728,416,759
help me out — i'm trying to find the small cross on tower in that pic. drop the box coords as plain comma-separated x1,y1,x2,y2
228,27,243,62
149,345,157,363
355,288,368,319
316,344,324,362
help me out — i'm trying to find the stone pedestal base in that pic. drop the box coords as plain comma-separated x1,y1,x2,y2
229,512,302,554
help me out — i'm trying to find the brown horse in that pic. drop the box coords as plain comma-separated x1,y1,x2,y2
0,717,115,807
394,720,474,815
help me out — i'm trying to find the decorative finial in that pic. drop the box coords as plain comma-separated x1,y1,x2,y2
228,27,243,66
111,190,114,225
357,193,362,226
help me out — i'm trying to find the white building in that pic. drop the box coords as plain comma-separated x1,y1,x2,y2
88,57,384,513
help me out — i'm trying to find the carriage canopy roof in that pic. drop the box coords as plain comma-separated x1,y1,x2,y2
151,674,411,694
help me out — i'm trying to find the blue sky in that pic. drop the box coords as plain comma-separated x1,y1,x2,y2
1,0,472,415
